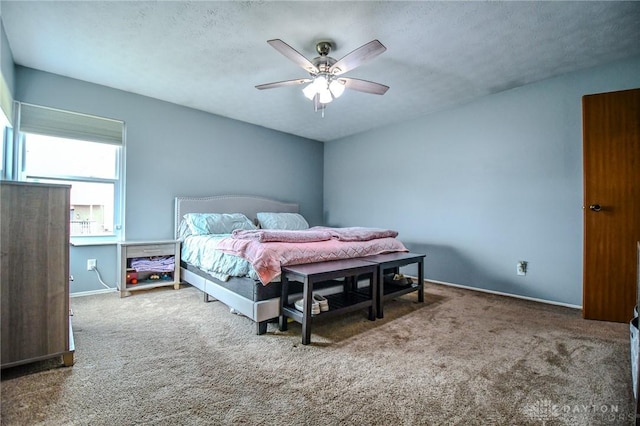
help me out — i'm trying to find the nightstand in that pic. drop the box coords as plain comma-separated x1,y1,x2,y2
117,240,181,298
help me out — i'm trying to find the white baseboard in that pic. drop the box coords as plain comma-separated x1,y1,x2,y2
422,278,582,310
70,288,118,297
71,278,582,311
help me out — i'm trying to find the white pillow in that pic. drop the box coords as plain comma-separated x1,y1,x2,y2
183,213,257,235
256,212,309,230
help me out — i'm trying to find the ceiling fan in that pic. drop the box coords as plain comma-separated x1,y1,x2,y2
255,39,389,115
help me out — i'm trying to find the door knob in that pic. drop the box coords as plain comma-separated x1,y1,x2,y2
589,204,602,212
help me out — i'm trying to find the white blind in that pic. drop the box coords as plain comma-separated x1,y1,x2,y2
19,103,123,145
0,73,12,125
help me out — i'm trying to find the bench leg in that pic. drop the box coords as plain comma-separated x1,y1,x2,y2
369,271,377,321
418,259,425,303
279,276,289,331
377,266,384,319
301,279,312,345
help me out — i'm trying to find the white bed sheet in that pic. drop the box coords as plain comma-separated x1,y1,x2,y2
181,234,261,282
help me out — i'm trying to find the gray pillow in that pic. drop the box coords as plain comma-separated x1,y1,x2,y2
256,212,309,230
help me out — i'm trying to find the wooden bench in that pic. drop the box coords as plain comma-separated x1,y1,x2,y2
278,258,378,345
361,252,425,318
277,252,426,344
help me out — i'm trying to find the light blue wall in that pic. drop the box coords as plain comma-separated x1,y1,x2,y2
324,55,640,307
15,66,324,294
11,55,640,302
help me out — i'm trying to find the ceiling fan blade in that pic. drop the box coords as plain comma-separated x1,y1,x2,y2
255,78,311,90
267,39,318,74
341,77,389,95
329,40,386,75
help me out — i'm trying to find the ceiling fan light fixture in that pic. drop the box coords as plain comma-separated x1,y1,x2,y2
302,83,317,100
303,74,336,103
329,79,345,98
318,88,333,104
313,75,328,91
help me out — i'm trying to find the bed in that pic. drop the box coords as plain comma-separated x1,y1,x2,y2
174,195,408,334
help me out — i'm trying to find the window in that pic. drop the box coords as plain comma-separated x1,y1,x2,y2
1,73,12,179
16,103,125,240
0,109,9,179
22,134,121,236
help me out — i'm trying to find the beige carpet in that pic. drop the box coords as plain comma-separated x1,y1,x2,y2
1,283,635,425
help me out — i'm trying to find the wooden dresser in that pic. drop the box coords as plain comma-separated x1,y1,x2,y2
635,241,640,423
1,181,74,369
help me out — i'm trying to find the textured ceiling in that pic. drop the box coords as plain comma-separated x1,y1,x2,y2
2,1,640,142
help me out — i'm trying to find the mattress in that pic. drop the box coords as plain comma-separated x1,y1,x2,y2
181,261,279,301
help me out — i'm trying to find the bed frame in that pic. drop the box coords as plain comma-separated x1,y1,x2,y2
174,195,300,334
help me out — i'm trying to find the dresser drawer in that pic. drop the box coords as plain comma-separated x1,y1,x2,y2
126,244,175,258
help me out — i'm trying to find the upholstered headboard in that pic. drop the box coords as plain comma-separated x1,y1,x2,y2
174,195,298,239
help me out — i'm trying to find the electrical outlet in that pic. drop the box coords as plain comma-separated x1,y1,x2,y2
87,259,97,271
517,261,527,276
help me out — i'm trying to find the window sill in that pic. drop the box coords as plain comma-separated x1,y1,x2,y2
70,236,120,247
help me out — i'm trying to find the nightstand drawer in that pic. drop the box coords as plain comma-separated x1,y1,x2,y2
126,244,175,258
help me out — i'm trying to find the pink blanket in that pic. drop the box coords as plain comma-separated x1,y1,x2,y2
216,237,408,285
231,229,333,243
231,227,397,243
312,226,398,241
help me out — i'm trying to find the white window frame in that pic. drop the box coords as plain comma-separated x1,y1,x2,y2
14,102,126,243
0,74,13,180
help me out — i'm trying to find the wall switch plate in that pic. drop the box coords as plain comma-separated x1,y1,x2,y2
87,259,97,271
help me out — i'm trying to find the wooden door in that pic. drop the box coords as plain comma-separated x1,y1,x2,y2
583,88,640,323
